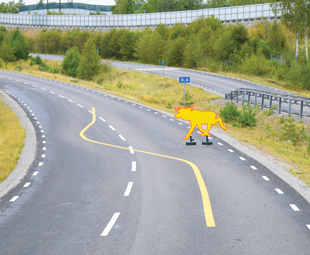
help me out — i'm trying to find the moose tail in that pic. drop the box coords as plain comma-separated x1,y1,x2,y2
216,116,227,130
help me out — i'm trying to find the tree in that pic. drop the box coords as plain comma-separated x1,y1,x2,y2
62,46,80,77
10,29,29,60
77,38,101,80
112,0,134,14
0,38,16,63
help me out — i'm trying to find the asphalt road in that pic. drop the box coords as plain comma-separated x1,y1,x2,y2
0,70,310,255
32,53,310,118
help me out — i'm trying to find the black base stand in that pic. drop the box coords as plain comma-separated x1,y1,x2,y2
186,136,196,145
202,136,212,145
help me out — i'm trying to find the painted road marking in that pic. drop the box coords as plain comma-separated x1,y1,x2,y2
162,115,166,117
154,112,159,114
262,176,270,181
38,162,43,166
41,130,44,133
43,141,46,144
239,157,246,161
290,204,300,212
170,119,174,121
124,182,133,196
58,95,64,98
217,142,223,146
139,106,143,108
78,104,84,108
41,88,46,91
109,125,116,131
42,154,46,158
307,225,310,230
81,108,216,228
42,135,45,138
23,182,31,188
101,213,120,237
118,135,126,141
275,189,284,194
178,122,183,125
88,110,92,114
99,117,106,122
68,99,74,103
131,161,136,172
49,91,55,94
43,147,46,151
10,196,19,202
129,146,134,154
250,166,257,170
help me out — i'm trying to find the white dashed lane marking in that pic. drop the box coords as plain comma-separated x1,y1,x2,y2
23,182,31,188
100,117,106,122
42,154,46,158
68,99,74,103
250,166,257,170
78,104,84,108
217,142,223,146
131,161,136,172
239,157,246,161
118,135,126,141
275,189,284,194
307,225,310,230
129,146,134,154
58,95,64,98
49,91,55,94
262,176,270,181
109,125,116,131
290,204,300,212
124,182,134,197
38,162,43,166
101,213,120,237
10,196,19,202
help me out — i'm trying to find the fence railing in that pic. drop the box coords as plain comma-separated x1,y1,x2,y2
225,88,310,119
0,3,279,28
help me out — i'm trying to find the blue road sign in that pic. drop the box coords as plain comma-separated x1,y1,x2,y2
179,77,190,83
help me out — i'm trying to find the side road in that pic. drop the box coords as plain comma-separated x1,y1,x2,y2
0,90,36,198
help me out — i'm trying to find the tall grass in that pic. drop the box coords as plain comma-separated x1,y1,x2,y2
0,96,25,182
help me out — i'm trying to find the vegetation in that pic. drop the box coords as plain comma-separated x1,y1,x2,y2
0,96,25,183
0,0,24,14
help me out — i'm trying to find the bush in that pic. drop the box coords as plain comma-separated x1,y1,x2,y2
237,103,259,127
220,102,241,122
62,46,80,77
279,118,308,146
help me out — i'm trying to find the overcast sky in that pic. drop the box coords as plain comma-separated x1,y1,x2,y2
1,0,116,6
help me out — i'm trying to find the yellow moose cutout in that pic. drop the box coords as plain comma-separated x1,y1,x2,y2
174,105,227,140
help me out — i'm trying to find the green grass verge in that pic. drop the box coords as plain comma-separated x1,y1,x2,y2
0,95,25,183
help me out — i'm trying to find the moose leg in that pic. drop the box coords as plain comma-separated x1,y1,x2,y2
183,124,196,140
200,124,212,137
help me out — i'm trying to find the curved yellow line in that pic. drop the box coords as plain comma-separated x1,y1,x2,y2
80,107,215,228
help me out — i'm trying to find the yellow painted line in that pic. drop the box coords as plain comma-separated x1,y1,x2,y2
80,107,215,228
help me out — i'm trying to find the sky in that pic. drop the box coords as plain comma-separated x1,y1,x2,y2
0,0,116,6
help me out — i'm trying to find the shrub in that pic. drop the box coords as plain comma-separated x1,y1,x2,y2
279,118,308,146
62,46,80,77
220,102,241,122
237,103,259,127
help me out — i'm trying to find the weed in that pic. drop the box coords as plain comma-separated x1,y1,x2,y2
237,103,259,127
117,80,124,89
166,103,172,109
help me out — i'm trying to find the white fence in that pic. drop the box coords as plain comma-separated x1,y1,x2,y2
0,3,278,28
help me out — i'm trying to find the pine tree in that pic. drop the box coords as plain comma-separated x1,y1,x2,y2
77,38,101,80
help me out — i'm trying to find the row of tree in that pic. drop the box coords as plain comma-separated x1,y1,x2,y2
112,0,275,14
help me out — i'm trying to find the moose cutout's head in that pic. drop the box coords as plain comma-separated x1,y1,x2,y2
174,105,194,120
174,105,227,140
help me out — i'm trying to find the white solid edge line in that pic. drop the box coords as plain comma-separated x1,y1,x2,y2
124,182,134,196
10,196,19,202
109,125,116,131
101,213,120,237
118,135,126,141
131,161,136,172
289,204,300,212
275,188,284,194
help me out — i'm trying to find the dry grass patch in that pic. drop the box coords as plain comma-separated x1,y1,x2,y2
0,96,25,183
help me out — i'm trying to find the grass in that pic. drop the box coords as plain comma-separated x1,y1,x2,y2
1,59,310,187
0,96,25,183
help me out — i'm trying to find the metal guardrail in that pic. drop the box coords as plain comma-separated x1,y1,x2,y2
0,3,279,29
225,88,310,119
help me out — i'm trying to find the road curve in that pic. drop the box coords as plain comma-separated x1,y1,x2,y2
0,70,310,254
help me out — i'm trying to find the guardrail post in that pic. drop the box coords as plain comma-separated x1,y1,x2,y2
242,90,244,103
300,100,304,119
269,96,273,109
278,97,282,114
230,91,233,101
261,93,264,110
288,99,292,115
236,91,239,103
247,91,250,102
254,92,257,106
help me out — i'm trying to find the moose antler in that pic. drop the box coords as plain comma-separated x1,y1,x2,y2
174,105,194,112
